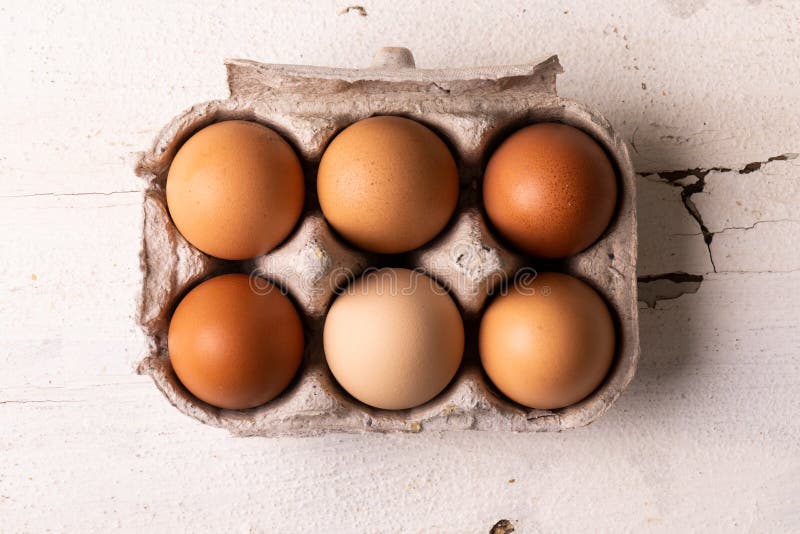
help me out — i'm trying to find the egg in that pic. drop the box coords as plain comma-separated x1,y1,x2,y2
482,123,617,258
168,273,304,410
166,120,305,260
317,116,459,254
323,268,464,410
479,272,615,410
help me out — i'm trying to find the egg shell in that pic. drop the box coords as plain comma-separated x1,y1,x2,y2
479,272,615,410
135,48,639,435
166,120,305,260
168,273,304,410
317,116,459,254
483,122,617,259
323,268,464,410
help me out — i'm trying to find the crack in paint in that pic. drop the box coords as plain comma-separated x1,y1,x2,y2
0,399,80,405
636,153,798,305
739,153,798,174
639,153,798,274
668,218,799,237
644,167,726,272
713,218,800,234
0,190,141,199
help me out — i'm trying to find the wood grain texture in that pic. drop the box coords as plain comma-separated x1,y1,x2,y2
1,1,798,532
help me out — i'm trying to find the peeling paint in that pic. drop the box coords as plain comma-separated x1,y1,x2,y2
638,273,703,308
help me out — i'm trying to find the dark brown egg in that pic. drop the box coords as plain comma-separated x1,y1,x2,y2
482,123,617,258
168,273,304,410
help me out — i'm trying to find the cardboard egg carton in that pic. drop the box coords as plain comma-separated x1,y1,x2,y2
135,48,639,436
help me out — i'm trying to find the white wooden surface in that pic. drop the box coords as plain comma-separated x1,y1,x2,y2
1,1,799,532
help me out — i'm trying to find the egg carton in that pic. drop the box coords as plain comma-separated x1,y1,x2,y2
135,47,639,436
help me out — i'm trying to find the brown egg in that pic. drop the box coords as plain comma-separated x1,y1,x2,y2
479,272,615,409
482,123,617,258
317,116,459,254
166,120,305,260
323,268,464,410
168,273,304,410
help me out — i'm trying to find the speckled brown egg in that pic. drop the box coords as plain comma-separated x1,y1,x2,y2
479,272,615,410
323,268,464,410
168,273,304,410
482,123,617,258
166,120,305,260
317,116,460,254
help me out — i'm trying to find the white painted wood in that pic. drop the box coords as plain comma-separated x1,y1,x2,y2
1,1,798,532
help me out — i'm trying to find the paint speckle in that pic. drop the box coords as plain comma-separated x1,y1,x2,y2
490,519,515,533
339,5,367,17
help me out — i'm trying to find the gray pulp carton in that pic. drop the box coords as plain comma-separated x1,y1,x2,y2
135,47,639,436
